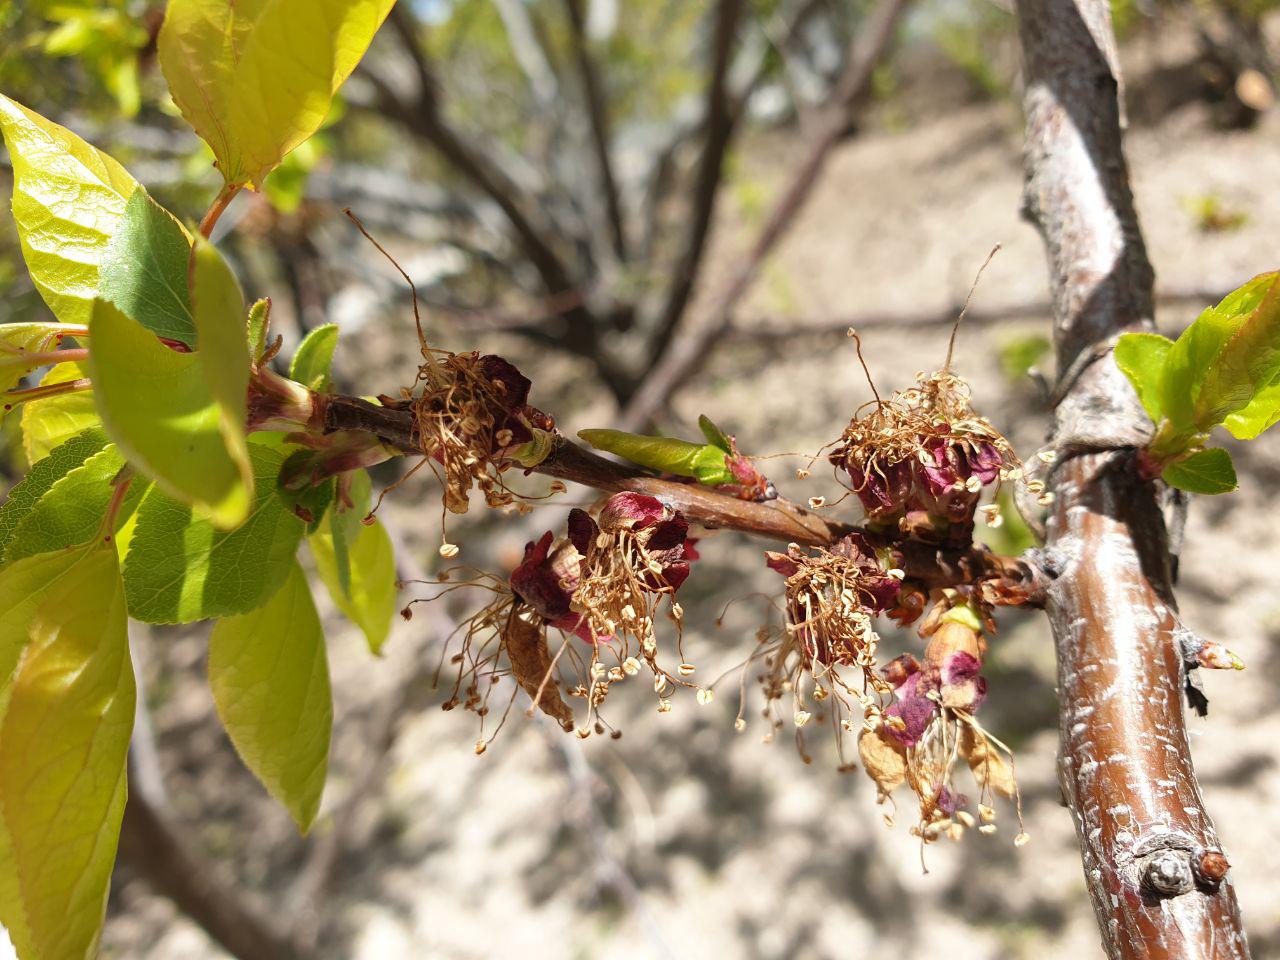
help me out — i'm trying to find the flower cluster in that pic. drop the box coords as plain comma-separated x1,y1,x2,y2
828,370,1033,544
420,492,701,748
753,534,903,759
409,351,557,514
858,599,1025,846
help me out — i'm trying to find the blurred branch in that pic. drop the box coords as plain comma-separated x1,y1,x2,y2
728,284,1231,341
619,0,911,431
367,8,606,363
493,0,561,108
120,759,306,960
563,0,628,261
646,0,748,360
1015,0,1249,956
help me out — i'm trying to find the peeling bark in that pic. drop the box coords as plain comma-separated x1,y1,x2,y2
1016,0,1250,955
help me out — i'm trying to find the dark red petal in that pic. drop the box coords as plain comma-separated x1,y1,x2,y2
599,491,667,530
765,551,800,578
476,355,531,410
510,532,579,621
567,508,598,556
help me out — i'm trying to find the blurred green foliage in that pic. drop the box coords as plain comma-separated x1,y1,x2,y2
997,333,1052,385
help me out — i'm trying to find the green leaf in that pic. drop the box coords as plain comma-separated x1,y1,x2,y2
123,442,306,623
0,542,133,960
0,95,137,326
578,428,734,486
88,298,251,528
1161,273,1280,430
0,427,107,561
210,562,331,831
697,414,733,453
1223,378,1280,440
327,468,372,596
310,507,397,655
1162,447,1238,495
4,445,145,563
1114,332,1173,423
98,187,195,345
0,322,81,394
1194,273,1280,428
278,450,335,534
289,323,339,392
247,298,272,362
20,360,101,462
190,236,254,498
158,0,396,188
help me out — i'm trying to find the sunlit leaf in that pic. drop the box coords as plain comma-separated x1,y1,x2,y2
158,0,396,188
20,360,100,463
697,414,732,453
0,542,133,960
247,298,271,362
190,236,254,504
1223,378,1280,440
0,322,82,394
122,442,305,623
1114,332,1172,424
289,323,339,392
1194,273,1280,428
3,444,144,563
0,428,107,561
1162,447,1237,495
309,504,397,655
88,298,250,528
210,562,331,831
0,95,137,326
98,187,195,345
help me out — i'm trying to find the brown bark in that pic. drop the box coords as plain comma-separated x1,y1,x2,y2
1015,0,1249,955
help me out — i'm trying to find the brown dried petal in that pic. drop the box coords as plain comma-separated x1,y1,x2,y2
858,727,908,794
505,615,574,728
959,725,1016,799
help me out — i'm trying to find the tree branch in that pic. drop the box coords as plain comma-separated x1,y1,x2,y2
618,0,911,431
119,763,306,960
372,8,605,362
645,0,747,360
563,0,628,261
1016,0,1249,955
318,393,1041,597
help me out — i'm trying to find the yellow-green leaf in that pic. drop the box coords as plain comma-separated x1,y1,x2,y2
0,322,82,395
0,542,133,960
20,360,100,463
1114,332,1172,424
0,95,137,326
209,562,331,831
88,299,250,528
289,323,339,392
310,510,397,655
158,0,396,188
190,236,253,506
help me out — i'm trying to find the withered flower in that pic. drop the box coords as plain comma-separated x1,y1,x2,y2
410,351,557,514
828,369,1021,544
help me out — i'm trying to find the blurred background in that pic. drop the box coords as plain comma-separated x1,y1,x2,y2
3,0,1280,957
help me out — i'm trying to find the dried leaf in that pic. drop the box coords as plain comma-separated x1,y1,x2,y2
960,725,1017,799
505,615,573,728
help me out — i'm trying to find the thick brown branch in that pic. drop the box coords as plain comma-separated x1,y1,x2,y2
618,0,910,431
1016,0,1249,955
